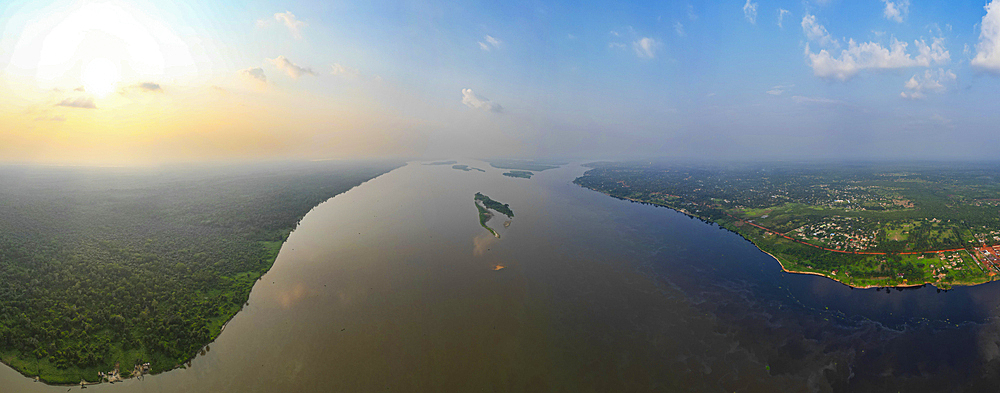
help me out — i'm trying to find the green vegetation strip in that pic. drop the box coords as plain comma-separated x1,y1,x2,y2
574,162,1000,289
503,170,533,179
474,193,513,238
0,161,402,384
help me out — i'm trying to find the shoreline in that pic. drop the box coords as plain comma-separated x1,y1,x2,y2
2,230,294,387
577,185,974,291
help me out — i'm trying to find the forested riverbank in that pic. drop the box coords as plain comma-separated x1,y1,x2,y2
0,161,402,384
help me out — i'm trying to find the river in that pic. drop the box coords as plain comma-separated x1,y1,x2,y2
5,160,1000,392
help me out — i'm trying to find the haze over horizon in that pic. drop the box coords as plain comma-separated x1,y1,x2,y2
3,0,1000,165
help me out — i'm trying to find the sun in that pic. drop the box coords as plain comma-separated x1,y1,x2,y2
81,58,120,98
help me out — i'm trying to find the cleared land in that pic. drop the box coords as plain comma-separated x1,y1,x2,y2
575,162,1000,289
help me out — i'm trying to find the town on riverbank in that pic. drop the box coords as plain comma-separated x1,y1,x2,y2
575,162,1000,289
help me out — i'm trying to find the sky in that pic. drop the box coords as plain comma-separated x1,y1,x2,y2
1,0,1000,165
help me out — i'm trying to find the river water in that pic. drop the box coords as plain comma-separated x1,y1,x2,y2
5,161,1000,392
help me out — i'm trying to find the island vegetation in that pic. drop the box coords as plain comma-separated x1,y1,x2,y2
575,162,1000,289
484,159,563,172
0,161,402,384
502,170,533,179
424,160,457,165
474,193,513,238
452,164,486,172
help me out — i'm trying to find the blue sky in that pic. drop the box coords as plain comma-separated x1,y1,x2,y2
1,0,1000,164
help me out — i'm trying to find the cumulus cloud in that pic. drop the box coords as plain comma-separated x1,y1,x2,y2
633,37,659,58
57,96,96,109
900,68,956,99
972,1,1000,74
268,56,316,79
136,82,162,92
240,67,267,83
882,0,909,23
330,63,360,78
461,89,503,113
805,37,950,80
743,0,758,24
766,84,794,95
802,13,838,48
778,9,791,29
274,11,306,39
479,35,501,51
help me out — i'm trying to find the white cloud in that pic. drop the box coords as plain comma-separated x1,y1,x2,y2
766,84,794,95
778,9,791,29
930,113,954,128
802,13,838,48
900,68,956,99
461,89,503,113
972,0,1000,73
743,0,758,24
608,42,626,49
882,0,910,23
57,96,96,109
485,35,501,48
268,56,316,79
240,67,266,83
688,4,698,20
633,37,659,58
915,37,950,64
479,35,501,51
791,95,846,105
805,37,950,80
274,11,306,39
674,22,686,37
135,82,162,92
330,63,360,78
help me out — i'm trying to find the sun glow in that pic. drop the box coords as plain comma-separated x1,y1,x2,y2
81,58,119,98
4,0,199,91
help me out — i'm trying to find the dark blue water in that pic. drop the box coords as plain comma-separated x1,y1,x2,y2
603,194,1000,391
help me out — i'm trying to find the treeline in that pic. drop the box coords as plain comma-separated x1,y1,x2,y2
474,192,514,218
0,160,401,382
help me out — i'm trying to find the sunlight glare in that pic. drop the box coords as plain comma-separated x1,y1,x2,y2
81,58,119,98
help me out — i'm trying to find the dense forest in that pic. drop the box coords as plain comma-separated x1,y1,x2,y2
0,160,402,383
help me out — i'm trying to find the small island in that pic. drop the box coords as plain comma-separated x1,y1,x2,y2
475,192,514,238
453,164,486,172
485,159,564,172
425,160,458,166
503,170,533,179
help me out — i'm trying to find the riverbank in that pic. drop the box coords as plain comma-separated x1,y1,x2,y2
575,185,982,291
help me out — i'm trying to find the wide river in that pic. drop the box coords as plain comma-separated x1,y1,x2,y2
5,161,1000,392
